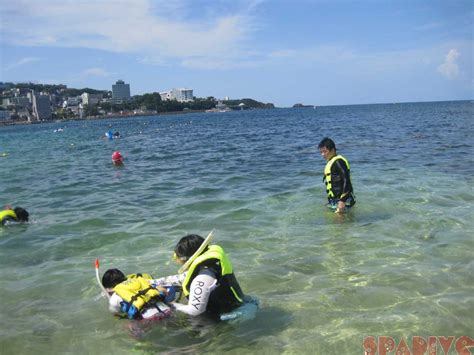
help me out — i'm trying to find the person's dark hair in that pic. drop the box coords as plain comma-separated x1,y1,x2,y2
318,137,336,151
174,234,205,260
14,207,29,222
102,269,126,288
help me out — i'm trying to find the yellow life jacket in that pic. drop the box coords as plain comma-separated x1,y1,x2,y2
323,154,351,199
113,273,162,318
182,245,243,312
0,209,17,224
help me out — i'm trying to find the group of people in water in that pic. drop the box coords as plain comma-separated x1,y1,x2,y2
97,137,356,322
2,136,355,323
101,232,245,321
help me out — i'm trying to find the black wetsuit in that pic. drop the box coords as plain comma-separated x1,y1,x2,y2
328,159,355,206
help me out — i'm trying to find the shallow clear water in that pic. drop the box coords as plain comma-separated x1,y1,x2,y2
0,101,473,354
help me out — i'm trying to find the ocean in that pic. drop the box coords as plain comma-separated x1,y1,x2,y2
0,101,473,354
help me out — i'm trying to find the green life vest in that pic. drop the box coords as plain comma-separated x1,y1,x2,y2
182,245,244,312
323,154,351,199
0,210,17,225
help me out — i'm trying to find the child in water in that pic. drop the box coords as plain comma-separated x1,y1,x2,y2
101,268,183,320
0,206,29,226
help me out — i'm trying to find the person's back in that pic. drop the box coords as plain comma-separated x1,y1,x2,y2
0,206,29,226
102,269,173,320
172,234,245,317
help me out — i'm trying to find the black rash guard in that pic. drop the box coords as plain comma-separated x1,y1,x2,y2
330,159,355,204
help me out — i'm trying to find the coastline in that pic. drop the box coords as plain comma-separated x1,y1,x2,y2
0,108,210,127
0,107,279,127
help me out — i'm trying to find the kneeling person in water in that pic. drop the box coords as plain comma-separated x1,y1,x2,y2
102,269,178,320
172,234,245,317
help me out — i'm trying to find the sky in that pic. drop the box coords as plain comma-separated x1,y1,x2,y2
0,0,472,107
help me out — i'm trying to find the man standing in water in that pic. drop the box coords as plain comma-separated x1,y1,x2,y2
318,137,355,213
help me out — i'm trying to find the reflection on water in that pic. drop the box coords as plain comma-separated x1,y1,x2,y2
131,307,293,353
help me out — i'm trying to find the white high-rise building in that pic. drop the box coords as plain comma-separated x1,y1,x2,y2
171,88,193,102
160,88,194,102
81,92,102,106
159,91,173,101
112,80,131,101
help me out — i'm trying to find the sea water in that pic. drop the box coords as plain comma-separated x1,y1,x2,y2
0,101,472,354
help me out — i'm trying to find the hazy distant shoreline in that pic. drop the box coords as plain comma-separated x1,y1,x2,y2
0,108,213,127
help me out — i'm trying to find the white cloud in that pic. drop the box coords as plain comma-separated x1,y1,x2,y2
137,57,167,66
0,0,259,69
415,22,442,31
437,48,460,79
82,68,115,77
5,57,41,71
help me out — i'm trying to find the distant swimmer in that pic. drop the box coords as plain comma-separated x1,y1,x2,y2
105,131,114,140
105,131,121,140
318,137,356,213
0,206,29,226
111,151,124,166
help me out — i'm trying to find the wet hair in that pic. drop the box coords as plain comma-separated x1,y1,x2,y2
318,137,336,151
102,268,126,288
174,234,205,260
14,207,29,222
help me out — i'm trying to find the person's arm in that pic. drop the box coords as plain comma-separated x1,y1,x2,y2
173,270,217,316
150,272,186,288
108,293,123,314
333,159,351,211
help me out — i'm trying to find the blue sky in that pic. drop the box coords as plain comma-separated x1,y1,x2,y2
0,0,472,107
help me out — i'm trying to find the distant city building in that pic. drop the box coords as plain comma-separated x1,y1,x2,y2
81,92,102,106
159,91,172,101
160,88,194,102
172,88,193,102
0,82,14,90
216,101,227,110
16,87,31,96
49,94,60,107
17,108,31,120
2,97,30,108
65,97,82,107
112,80,131,101
0,110,13,120
32,93,52,121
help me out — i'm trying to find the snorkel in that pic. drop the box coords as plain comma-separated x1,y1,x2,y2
178,229,215,274
95,258,111,300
